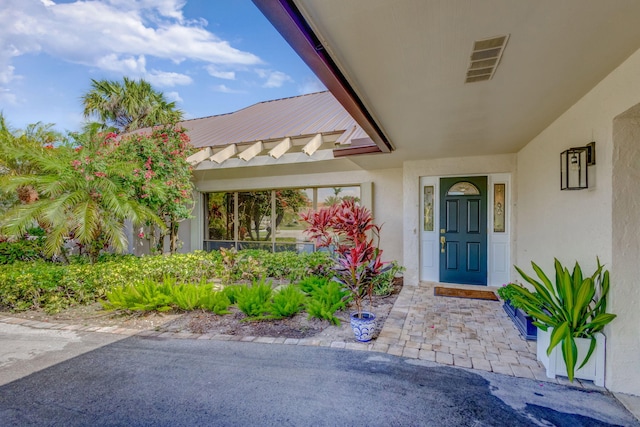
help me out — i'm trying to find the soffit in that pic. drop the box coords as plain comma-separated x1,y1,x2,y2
290,0,640,166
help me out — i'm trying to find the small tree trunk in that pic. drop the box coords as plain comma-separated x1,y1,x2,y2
169,220,179,254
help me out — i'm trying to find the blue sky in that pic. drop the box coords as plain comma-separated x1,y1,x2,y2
0,0,325,133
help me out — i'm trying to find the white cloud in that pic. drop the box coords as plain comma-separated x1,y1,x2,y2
165,91,182,103
0,65,17,85
298,78,326,94
105,0,187,22
212,84,244,94
206,65,235,80
146,70,192,87
94,54,147,74
255,69,293,88
0,0,262,99
0,88,17,105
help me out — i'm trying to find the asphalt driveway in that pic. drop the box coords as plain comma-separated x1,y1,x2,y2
0,327,637,426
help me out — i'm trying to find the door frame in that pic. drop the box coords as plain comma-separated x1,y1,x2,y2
419,173,511,286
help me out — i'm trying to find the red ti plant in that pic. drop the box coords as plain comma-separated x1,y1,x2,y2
301,200,387,318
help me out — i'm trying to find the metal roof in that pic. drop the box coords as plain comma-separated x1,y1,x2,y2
182,91,369,149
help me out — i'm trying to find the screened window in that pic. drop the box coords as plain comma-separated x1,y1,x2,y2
204,186,360,253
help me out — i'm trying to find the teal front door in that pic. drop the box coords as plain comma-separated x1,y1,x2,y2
439,176,487,285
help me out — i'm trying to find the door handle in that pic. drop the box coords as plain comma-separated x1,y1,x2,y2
440,236,446,253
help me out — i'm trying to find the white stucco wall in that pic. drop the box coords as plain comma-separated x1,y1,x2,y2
516,47,640,395
187,167,404,264
403,154,517,286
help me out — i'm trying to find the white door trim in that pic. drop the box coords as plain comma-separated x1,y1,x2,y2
419,173,511,286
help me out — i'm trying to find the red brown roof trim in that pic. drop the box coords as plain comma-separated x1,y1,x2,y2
252,0,394,153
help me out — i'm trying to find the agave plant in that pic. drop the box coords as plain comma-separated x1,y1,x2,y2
510,258,616,382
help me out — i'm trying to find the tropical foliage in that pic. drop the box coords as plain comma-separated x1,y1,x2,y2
0,114,62,212
496,282,533,310
81,77,182,132
115,125,195,253
103,277,231,315
509,258,616,382
0,130,163,262
0,250,333,313
301,199,387,317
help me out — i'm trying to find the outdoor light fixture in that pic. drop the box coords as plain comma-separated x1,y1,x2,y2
560,142,596,190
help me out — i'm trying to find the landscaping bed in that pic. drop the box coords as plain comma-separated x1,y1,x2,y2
2,281,400,341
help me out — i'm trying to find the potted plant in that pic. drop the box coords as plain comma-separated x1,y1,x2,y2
509,258,616,385
371,260,405,297
301,200,388,342
496,283,537,340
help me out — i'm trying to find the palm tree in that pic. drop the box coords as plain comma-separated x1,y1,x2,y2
0,114,62,207
0,136,164,263
81,77,183,132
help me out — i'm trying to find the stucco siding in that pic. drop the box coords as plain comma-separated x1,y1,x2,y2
516,47,640,395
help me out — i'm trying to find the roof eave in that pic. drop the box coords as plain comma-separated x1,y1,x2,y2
252,0,394,154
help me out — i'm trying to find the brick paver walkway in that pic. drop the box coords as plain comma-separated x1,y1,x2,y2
376,282,544,378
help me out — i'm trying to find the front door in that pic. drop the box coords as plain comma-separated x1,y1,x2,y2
439,176,487,285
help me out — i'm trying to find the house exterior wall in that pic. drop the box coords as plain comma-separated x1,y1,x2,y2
184,167,404,263
403,154,517,286
516,47,640,395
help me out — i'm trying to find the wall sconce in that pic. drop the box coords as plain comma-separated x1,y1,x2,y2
560,142,595,190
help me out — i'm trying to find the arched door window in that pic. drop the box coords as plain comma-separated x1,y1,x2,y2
446,181,480,196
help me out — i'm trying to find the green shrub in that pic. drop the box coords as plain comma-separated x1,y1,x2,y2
219,248,266,284
0,249,332,314
0,238,46,264
0,261,83,313
170,281,204,311
198,290,231,315
372,261,404,296
496,283,531,309
241,250,333,281
222,284,243,304
235,279,273,319
269,285,306,319
103,278,173,312
297,276,329,294
305,280,349,325
296,251,333,280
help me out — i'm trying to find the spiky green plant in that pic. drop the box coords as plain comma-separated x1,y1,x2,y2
269,285,306,319
297,276,329,294
103,278,173,312
198,290,231,315
510,258,616,382
171,282,205,311
235,279,273,320
305,280,349,325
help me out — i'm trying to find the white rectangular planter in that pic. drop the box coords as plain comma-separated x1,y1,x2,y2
537,327,605,387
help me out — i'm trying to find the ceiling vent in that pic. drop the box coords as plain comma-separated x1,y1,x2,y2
465,34,509,83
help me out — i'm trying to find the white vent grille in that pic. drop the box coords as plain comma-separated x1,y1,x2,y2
465,34,509,83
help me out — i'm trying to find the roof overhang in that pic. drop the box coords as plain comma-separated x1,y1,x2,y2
253,0,640,164
252,0,393,154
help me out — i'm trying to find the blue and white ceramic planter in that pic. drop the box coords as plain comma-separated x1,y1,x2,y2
350,311,376,342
